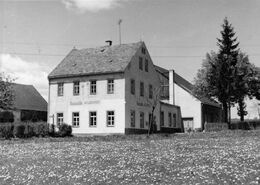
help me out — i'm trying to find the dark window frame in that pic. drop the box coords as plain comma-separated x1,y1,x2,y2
130,79,135,95
139,57,143,70
149,84,153,99
89,111,97,127
140,81,144,97
90,80,97,95
130,110,135,127
160,111,164,127
145,59,148,72
72,112,80,127
107,79,114,94
57,83,64,96
57,113,63,126
107,111,115,127
73,81,80,96
140,112,144,128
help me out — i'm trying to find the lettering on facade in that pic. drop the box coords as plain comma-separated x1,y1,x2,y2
84,100,100,104
70,101,83,105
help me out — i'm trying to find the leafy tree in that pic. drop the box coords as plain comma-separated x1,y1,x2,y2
194,18,260,125
193,18,246,127
248,67,260,100
233,53,255,121
0,73,15,110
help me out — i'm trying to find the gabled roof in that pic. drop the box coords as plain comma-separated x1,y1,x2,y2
12,83,47,112
155,65,221,107
48,42,143,79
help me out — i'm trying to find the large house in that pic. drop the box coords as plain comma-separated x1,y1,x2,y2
48,41,183,135
0,83,47,122
155,66,223,130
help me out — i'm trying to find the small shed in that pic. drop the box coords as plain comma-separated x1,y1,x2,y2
0,83,47,122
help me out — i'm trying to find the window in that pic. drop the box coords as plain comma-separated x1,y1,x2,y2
89,111,97,127
141,47,146,54
173,114,177,127
145,59,148,72
90,80,97,95
149,84,153,99
107,79,114,94
139,57,143,70
130,110,135,127
57,113,63,126
72,112,79,127
107,111,115,127
160,111,164,126
131,79,135,95
140,82,144,97
140,112,144,128
73,81,80,96
168,112,172,127
57,83,64,96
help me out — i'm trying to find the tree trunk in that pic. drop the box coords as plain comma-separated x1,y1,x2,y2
223,102,228,123
223,102,231,129
148,106,155,136
238,99,245,121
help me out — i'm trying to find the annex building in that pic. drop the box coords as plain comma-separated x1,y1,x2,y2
48,41,184,135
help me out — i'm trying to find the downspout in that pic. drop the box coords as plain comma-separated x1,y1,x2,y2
47,80,51,124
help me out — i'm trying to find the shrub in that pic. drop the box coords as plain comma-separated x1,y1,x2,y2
0,124,14,139
58,123,72,137
36,122,49,137
15,124,26,138
25,124,35,138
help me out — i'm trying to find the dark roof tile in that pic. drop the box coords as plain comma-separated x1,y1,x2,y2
12,83,47,112
48,42,143,79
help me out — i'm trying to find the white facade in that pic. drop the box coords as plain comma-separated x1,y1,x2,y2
49,74,126,134
174,83,201,129
48,42,183,134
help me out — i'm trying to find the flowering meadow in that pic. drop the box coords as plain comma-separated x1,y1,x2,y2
0,130,259,185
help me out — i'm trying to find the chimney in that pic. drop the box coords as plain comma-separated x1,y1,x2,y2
169,69,175,105
105,40,112,46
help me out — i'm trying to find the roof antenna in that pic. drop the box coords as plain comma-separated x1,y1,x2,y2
118,19,122,45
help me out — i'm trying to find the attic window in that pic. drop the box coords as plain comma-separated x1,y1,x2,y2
141,47,146,54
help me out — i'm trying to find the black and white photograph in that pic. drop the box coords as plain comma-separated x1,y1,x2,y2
0,0,260,184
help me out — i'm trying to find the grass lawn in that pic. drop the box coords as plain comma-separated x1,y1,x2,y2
0,130,259,185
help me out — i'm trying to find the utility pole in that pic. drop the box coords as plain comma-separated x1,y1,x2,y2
118,19,122,45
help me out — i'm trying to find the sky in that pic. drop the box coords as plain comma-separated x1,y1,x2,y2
0,0,260,119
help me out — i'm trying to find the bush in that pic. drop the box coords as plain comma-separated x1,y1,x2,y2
36,122,49,137
25,124,35,138
231,121,252,130
15,124,26,138
204,122,228,132
58,123,72,137
0,124,14,139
